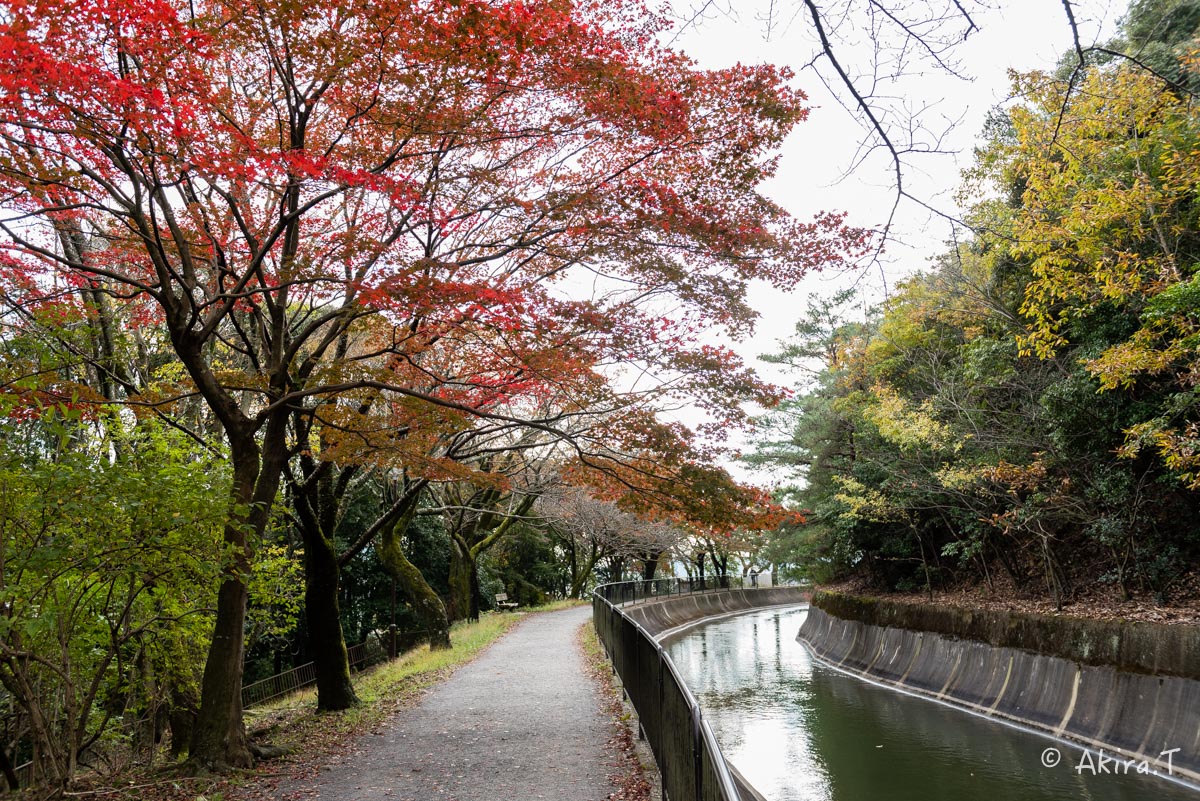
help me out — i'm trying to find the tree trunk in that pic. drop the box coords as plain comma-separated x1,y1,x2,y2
565,538,580,597
447,537,473,623
916,528,933,602
302,527,359,711
469,558,482,621
188,448,260,771
640,552,661,591
0,745,18,791
708,551,729,588
448,491,535,620
608,555,626,584
569,544,601,599
1038,530,1069,611
379,519,452,650
188,571,252,770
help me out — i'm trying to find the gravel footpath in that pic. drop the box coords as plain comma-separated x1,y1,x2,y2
277,605,614,800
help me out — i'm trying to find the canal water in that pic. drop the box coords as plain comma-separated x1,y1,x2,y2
663,605,1199,801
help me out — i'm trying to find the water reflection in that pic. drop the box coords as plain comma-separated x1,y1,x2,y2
664,606,1198,801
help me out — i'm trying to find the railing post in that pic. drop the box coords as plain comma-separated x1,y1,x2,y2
657,641,667,801
610,606,617,675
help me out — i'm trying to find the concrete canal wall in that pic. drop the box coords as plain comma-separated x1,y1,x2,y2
620,586,811,639
799,591,1200,785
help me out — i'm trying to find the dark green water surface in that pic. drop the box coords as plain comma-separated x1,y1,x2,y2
663,606,1199,801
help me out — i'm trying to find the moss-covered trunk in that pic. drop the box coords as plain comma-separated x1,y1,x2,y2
568,542,600,599
380,517,451,650
187,450,256,771
188,409,287,772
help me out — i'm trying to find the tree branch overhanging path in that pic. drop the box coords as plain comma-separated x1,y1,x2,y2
672,0,1195,270
10,0,1200,792
675,0,985,263
0,0,861,777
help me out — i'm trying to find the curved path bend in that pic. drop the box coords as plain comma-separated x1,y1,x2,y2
278,605,614,801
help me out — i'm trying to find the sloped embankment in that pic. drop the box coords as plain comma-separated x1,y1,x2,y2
799,591,1200,785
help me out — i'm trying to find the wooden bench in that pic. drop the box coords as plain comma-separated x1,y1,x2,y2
494,592,519,610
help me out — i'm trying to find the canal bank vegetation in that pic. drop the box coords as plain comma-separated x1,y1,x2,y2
751,0,1200,620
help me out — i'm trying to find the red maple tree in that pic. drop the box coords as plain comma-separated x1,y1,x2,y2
0,0,865,771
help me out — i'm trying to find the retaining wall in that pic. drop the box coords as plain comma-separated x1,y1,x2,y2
620,586,811,639
799,592,1200,785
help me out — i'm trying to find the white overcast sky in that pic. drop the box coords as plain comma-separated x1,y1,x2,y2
662,0,1121,482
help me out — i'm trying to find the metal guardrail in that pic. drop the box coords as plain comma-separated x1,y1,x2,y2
595,575,755,605
593,577,752,801
242,639,374,708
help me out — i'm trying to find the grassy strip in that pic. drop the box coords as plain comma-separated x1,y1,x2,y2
246,611,522,743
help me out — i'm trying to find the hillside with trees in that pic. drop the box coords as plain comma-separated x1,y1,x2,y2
750,0,1200,617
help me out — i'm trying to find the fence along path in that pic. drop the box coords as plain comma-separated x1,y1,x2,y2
593,579,746,801
242,640,376,708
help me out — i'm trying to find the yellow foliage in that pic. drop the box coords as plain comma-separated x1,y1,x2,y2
861,384,964,453
984,68,1199,359
1087,333,1181,390
977,64,1200,486
832,475,906,523
935,464,983,490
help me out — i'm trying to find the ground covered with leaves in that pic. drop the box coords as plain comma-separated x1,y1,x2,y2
823,569,1200,625
577,621,653,801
